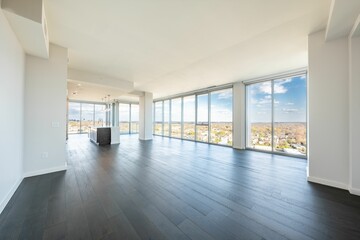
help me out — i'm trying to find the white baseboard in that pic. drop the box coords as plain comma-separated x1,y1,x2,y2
349,187,360,196
1,164,68,214
307,176,348,190
0,177,22,215
23,164,67,178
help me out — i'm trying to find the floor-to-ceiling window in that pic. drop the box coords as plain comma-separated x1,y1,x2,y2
130,104,139,134
118,103,139,134
68,102,106,134
196,94,209,142
246,82,272,151
183,95,196,140
246,74,307,156
210,88,233,146
94,104,106,128
154,101,163,135
68,102,81,134
119,103,130,134
163,100,170,136
81,103,95,133
171,98,182,138
153,87,233,146
273,76,307,155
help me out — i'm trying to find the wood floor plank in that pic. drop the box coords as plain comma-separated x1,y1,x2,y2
1,134,360,240
43,222,67,240
178,219,216,240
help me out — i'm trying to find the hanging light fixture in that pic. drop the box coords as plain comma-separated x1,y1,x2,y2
102,94,112,112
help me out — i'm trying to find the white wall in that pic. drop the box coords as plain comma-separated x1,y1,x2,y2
24,44,68,176
0,9,25,213
349,35,360,194
308,30,349,189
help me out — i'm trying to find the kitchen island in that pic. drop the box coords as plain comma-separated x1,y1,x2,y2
89,127,120,145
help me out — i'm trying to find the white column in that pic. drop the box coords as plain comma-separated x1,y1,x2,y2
307,30,349,190
139,92,153,140
233,82,246,149
112,102,119,127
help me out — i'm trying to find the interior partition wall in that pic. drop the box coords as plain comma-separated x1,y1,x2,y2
245,73,307,156
153,87,233,146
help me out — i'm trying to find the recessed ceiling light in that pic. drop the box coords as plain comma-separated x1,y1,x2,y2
77,83,81,87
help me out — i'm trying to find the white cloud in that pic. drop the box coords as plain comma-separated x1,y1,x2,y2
258,99,271,104
286,102,294,105
256,111,267,115
258,82,271,94
210,107,232,122
255,97,278,105
282,108,298,113
274,85,287,94
274,78,292,94
183,97,195,104
257,78,292,94
217,91,232,99
250,98,258,104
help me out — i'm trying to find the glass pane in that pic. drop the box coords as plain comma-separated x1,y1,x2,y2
183,95,195,140
171,98,182,138
210,89,233,145
119,103,130,134
94,104,106,128
81,103,94,133
274,75,307,155
163,100,170,136
68,102,80,134
246,82,272,151
196,94,209,142
131,104,139,134
154,101,163,135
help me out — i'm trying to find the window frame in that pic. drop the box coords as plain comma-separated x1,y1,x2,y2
244,71,307,158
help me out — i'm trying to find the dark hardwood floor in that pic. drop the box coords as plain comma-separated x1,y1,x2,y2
1,134,360,240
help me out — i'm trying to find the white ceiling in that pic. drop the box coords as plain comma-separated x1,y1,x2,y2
45,0,331,99
67,80,139,103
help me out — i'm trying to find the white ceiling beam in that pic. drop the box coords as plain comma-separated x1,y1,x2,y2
350,14,360,38
1,0,49,58
68,68,134,92
325,0,360,41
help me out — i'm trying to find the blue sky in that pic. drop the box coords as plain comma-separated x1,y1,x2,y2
70,76,306,125
155,89,233,123
247,75,307,123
